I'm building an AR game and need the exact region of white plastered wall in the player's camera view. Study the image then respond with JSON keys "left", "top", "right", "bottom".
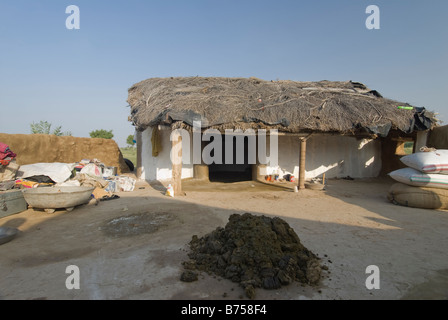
{"left": 140, "top": 127, "right": 194, "bottom": 182}
{"left": 141, "top": 129, "right": 382, "bottom": 182}
{"left": 264, "top": 134, "right": 382, "bottom": 179}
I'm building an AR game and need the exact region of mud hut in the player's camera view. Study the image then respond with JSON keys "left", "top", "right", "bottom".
{"left": 127, "top": 77, "right": 435, "bottom": 194}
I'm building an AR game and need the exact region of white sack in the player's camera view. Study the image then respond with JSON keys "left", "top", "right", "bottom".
{"left": 401, "top": 150, "right": 448, "bottom": 174}
{"left": 389, "top": 167, "right": 448, "bottom": 189}
{"left": 80, "top": 163, "right": 103, "bottom": 178}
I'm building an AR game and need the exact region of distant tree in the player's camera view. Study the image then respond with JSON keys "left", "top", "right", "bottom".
{"left": 30, "top": 120, "right": 72, "bottom": 136}
{"left": 89, "top": 129, "right": 114, "bottom": 139}
{"left": 126, "top": 135, "right": 135, "bottom": 147}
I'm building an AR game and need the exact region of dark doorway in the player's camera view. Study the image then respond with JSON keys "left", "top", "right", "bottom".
{"left": 208, "top": 135, "right": 253, "bottom": 183}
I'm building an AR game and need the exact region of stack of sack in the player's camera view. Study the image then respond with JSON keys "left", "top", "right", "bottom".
{"left": 388, "top": 148, "right": 448, "bottom": 209}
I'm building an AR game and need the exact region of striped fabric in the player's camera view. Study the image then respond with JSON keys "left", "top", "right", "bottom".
{"left": 389, "top": 168, "right": 448, "bottom": 189}
{"left": 422, "top": 164, "right": 448, "bottom": 173}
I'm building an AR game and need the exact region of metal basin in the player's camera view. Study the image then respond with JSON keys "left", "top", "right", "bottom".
{"left": 22, "top": 186, "right": 95, "bottom": 213}
{"left": 0, "top": 227, "right": 18, "bottom": 245}
{"left": 305, "top": 182, "right": 326, "bottom": 191}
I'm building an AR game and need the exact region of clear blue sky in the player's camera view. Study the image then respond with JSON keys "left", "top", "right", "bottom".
{"left": 1, "top": 0, "right": 447, "bottom": 147}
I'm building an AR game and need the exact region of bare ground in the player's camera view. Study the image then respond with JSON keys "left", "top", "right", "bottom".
{"left": 0, "top": 177, "right": 447, "bottom": 300}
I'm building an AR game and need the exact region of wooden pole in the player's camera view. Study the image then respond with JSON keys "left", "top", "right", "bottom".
{"left": 299, "top": 138, "right": 307, "bottom": 190}
{"left": 172, "top": 130, "right": 184, "bottom": 196}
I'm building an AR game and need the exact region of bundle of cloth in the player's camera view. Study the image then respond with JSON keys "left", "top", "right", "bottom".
{"left": 0, "top": 143, "right": 18, "bottom": 186}
{"left": 0, "top": 142, "right": 16, "bottom": 164}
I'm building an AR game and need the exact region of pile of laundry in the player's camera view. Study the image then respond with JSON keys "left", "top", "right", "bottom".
{"left": 0, "top": 143, "right": 16, "bottom": 164}
{"left": 0, "top": 142, "right": 136, "bottom": 202}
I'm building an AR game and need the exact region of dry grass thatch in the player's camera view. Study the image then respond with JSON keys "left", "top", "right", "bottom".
{"left": 127, "top": 77, "right": 435, "bottom": 136}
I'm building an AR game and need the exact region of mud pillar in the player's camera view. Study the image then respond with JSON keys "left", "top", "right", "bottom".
{"left": 253, "top": 164, "right": 267, "bottom": 181}
{"left": 298, "top": 138, "right": 307, "bottom": 190}
{"left": 194, "top": 164, "right": 209, "bottom": 180}
{"left": 194, "top": 134, "right": 209, "bottom": 180}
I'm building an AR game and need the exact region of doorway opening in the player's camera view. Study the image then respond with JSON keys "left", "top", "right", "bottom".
{"left": 208, "top": 135, "right": 254, "bottom": 183}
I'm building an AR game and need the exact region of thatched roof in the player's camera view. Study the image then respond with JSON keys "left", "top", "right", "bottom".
{"left": 127, "top": 77, "right": 435, "bottom": 137}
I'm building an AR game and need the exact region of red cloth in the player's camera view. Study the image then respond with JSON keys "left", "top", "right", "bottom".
{"left": 0, "top": 143, "right": 16, "bottom": 160}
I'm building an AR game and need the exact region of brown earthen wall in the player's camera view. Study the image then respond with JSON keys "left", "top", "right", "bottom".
{"left": 427, "top": 125, "right": 448, "bottom": 149}
{"left": 0, "top": 133, "right": 129, "bottom": 174}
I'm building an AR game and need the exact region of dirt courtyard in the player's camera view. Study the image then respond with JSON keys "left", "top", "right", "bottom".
{"left": 0, "top": 177, "right": 447, "bottom": 300}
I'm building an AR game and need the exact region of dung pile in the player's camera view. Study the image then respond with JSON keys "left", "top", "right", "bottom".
{"left": 181, "top": 213, "right": 322, "bottom": 299}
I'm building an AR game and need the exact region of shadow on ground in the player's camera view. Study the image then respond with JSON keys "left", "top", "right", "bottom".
{"left": 0, "top": 177, "right": 447, "bottom": 300}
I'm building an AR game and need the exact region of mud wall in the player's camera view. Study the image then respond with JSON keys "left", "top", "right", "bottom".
{"left": 0, "top": 133, "right": 129, "bottom": 174}
{"left": 379, "top": 130, "right": 417, "bottom": 176}
{"left": 427, "top": 125, "right": 448, "bottom": 149}
{"left": 380, "top": 137, "right": 407, "bottom": 176}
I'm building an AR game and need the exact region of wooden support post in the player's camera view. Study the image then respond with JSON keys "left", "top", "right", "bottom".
{"left": 172, "top": 130, "right": 184, "bottom": 196}
{"left": 298, "top": 138, "right": 307, "bottom": 190}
